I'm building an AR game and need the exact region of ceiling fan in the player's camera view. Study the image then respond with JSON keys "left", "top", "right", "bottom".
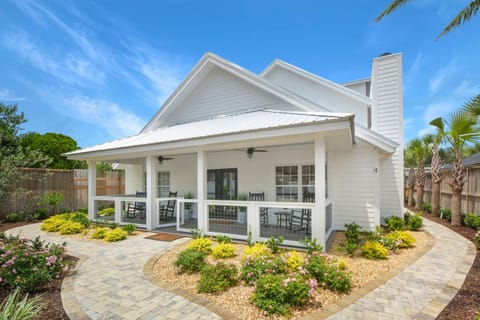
{"left": 244, "top": 147, "right": 267, "bottom": 158}
{"left": 158, "top": 156, "right": 174, "bottom": 164}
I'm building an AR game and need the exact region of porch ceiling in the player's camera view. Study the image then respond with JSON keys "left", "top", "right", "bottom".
{"left": 66, "top": 109, "right": 354, "bottom": 161}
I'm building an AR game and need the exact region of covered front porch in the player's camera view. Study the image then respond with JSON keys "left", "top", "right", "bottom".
{"left": 86, "top": 137, "right": 343, "bottom": 247}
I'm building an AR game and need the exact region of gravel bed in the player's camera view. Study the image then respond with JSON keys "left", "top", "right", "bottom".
{"left": 152, "top": 230, "right": 429, "bottom": 320}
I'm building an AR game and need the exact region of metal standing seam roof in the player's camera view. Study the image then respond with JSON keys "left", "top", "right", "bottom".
{"left": 67, "top": 109, "right": 353, "bottom": 156}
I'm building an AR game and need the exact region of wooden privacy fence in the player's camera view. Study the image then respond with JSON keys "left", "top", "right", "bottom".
{"left": 1, "top": 168, "right": 125, "bottom": 216}
{"left": 406, "top": 166, "right": 480, "bottom": 214}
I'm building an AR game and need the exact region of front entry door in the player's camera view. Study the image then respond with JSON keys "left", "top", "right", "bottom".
{"left": 207, "top": 168, "right": 238, "bottom": 220}
{"left": 207, "top": 168, "right": 238, "bottom": 200}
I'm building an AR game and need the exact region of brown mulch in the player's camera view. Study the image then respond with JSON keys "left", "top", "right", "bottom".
{"left": 145, "top": 232, "right": 185, "bottom": 242}
{"left": 409, "top": 207, "right": 480, "bottom": 320}
{"left": 0, "top": 221, "right": 77, "bottom": 320}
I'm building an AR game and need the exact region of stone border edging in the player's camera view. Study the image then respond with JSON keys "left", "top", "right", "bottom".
{"left": 61, "top": 254, "right": 91, "bottom": 320}
{"left": 143, "top": 250, "right": 238, "bottom": 320}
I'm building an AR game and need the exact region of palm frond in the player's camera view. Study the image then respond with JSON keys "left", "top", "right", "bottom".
{"left": 437, "top": 0, "right": 480, "bottom": 39}
{"left": 376, "top": 0, "right": 413, "bottom": 22}
{"left": 462, "top": 94, "right": 480, "bottom": 116}
{"left": 429, "top": 117, "right": 445, "bottom": 132}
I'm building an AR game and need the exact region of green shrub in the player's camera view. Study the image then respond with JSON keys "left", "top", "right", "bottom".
{"left": 174, "top": 249, "right": 207, "bottom": 274}
{"left": 70, "top": 212, "right": 90, "bottom": 227}
{"left": 440, "top": 208, "right": 452, "bottom": 221}
{"left": 464, "top": 213, "right": 480, "bottom": 229}
{"left": 97, "top": 207, "right": 115, "bottom": 217}
{"left": 0, "top": 289, "right": 44, "bottom": 320}
{"left": 408, "top": 215, "right": 423, "bottom": 231}
{"left": 422, "top": 202, "right": 432, "bottom": 213}
{"left": 0, "top": 234, "right": 70, "bottom": 291}
{"left": 34, "top": 208, "right": 49, "bottom": 220}
{"left": 303, "top": 253, "right": 351, "bottom": 293}
{"left": 212, "top": 243, "right": 236, "bottom": 259}
{"left": 5, "top": 212, "right": 23, "bottom": 222}
{"left": 198, "top": 262, "right": 238, "bottom": 294}
{"left": 240, "top": 255, "right": 283, "bottom": 285}
{"left": 384, "top": 216, "right": 404, "bottom": 231}
{"left": 59, "top": 221, "right": 83, "bottom": 235}
{"left": 265, "top": 236, "right": 284, "bottom": 254}
{"left": 300, "top": 237, "right": 323, "bottom": 254}
{"left": 250, "top": 274, "right": 289, "bottom": 315}
{"left": 474, "top": 231, "right": 480, "bottom": 248}
{"left": 361, "top": 241, "right": 388, "bottom": 259}
{"left": 215, "top": 235, "right": 231, "bottom": 244}
{"left": 188, "top": 238, "right": 212, "bottom": 253}
{"left": 283, "top": 272, "right": 314, "bottom": 306}
{"left": 91, "top": 227, "right": 107, "bottom": 239}
{"left": 104, "top": 228, "right": 128, "bottom": 242}
{"left": 121, "top": 224, "right": 136, "bottom": 234}
{"left": 344, "top": 222, "right": 362, "bottom": 244}
{"left": 190, "top": 229, "right": 204, "bottom": 239}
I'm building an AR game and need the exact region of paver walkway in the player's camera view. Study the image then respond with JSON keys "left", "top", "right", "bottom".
{"left": 6, "top": 216, "right": 476, "bottom": 320}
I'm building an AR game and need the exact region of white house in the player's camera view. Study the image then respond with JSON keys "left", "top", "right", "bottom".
{"left": 67, "top": 52, "right": 404, "bottom": 248}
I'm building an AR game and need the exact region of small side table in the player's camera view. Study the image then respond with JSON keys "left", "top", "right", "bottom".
{"left": 274, "top": 210, "right": 292, "bottom": 229}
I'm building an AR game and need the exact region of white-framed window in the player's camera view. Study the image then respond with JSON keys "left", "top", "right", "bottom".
{"left": 157, "top": 171, "right": 170, "bottom": 198}
{"left": 275, "top": 164, "right": 315, "bottom": 202}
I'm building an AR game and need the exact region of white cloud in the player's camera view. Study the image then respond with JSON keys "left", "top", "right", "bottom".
{"left": 140, "top": 63, "right": 182, "bottom": 105}
{"left": 0, "top": 89, "right": 26, "bottom": 101}
{"left": 62, "top": 95, "right": 145, "bottom": 139}
{"left": 3, "top": 31, "right": 104, "bottom": 85}
{"left": 418, "top": 126, "right": 435, "bottom": 137}
{"left": 423, "top": 101, "right": 457, "bottom": 123}
{"left": 454, "top": 81, "right": 480, "bottom": 98}
{"left": 428, "top": 60, "right": 458, "bottom": 95}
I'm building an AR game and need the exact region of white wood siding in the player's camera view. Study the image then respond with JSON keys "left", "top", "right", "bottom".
{"left": 124, "top": 164, "right": 144, "bottom": 194}
{"left": 263, "top": 68, "right": 370, "bottom": 127}
{"left": 371, "top": 54, "right": 404, "bottom": 218}
{"left": 160, "top": 68, "right": 296, "bottom": 126}
{"left": 330, "top": 139, "right": 378, "bottom": 230}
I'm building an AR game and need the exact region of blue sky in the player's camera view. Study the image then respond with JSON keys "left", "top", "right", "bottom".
{"left": 1, "top": 0, "right": 479, "bottom": 148}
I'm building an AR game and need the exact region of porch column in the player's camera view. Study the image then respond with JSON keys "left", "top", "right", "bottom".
{"left": 145, "top": 155, "right": 157, "bottom": 230}
{"left": 87, "top": 160, "right": 96, "bottom": 220}
{"left": 197, "top": 150, "right": 206, "bottom": 232}
{"left": 313, "top": 137, "right": 326, "bottom": 249}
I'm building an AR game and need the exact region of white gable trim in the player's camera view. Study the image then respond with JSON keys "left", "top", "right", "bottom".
{"left": 356, "top": 125, "right": 398, "bottom": 154}
{"left": 142, "top": 53, "right": 332, "bottom": 132}
{"left": 261, "top": 59, "right": 372, "bottom": 105}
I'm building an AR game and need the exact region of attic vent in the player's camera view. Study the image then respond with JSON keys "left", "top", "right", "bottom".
{"left": 379, "top": 52, "right": 392, "bottom": 57}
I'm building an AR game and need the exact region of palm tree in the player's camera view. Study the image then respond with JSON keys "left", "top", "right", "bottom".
{"left": 430, "top": 109, "right": 480, "bottom": 226}
{"left": 410, "top": 135, "right": 433, "bottom": 210}
{"left": 404, "top": 147, "right": 416, "bottom": 207}
{"left": 376, "top": 0, "right": 480, "bottom": 39}
{"left": 430, "top": 130, "right": 444, "bottom": 215}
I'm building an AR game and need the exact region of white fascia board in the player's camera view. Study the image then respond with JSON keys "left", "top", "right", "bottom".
{"left": 261, "top": 59, "right": 372, "bottom": 105}
{"left": 342, "top": 78, "right": 371, "bottom": 86}
{"left": 356, "top": 125, "right": 398, "bottom": 154}
{"left": 67, "top": 119, "right": 352, "bottom": 161}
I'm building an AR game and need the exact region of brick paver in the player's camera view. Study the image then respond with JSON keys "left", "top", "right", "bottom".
{"left": 6, "top": 215, "right": 475, "bottom": 320}
{"left": 6, "top": 225, "right": 221, "bottom": 320}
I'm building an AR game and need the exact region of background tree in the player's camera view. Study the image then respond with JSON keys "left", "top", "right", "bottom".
{"left": 0, "top": 103, "right": 50, "bottom": 201}
{"left": 430, "top": 108, "right": 480, "bottom": 226}
{"left": 404, "top": 146, "right": 416, "bottom": 207}
{"left": 411, "top": 135, "right": 433, "bottom": 210}
{"left": 21, "top": 132, "right": 85, "bottom": 169}
{"left": 430, "top": 129, "right": 444, "bottom": 215}
{"left": 376, "top": 0, "right": 480, "bottom": 39}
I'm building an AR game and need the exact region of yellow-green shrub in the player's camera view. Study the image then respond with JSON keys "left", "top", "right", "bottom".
{"left": 385, "top": 231, "right": 416, "bottom": 248}
{"left": 188, "top": 238, "right": 212, "bottom": 253}
{"left": 104, "top": 228, "right": 128, "bottom": 242}
{"left": 91, "top": 227, "right": 107, "bottom": 239}
{"left": 212, "top": 243, "right": 236, "bottom": 259}
{"left": 59, "top": 221, "right": 83, "bottom": 235}
{"left": 243, "top": 243, "right": 271, "bottom": 260}
{"left": 41, "top": 217, "right": 66, "bottom": 232}
{"left": 361, "top": 241, "right": 388, "bottom": 259}
{"left": 338, "top": 259, "right": 349, "bottom": 270}
{"left": 284, "top": 250, "right": 302, "bottom": 271}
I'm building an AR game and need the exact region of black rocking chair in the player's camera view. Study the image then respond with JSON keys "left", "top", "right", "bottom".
{"left": 249, "top": 192, "right": 268, "bottom": 226}
{"left": 126, "top": 191, "right": 146, "bottom": 218}
{"left": 289, "top": 192, "right": 314, "bottom": 233}
{"left": 159, "top": 191, "right": 178, "bottom": 222}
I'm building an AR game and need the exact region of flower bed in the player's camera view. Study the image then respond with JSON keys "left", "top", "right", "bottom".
{"left": 152, "top": 230, "right": 429, "bottom": 319}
